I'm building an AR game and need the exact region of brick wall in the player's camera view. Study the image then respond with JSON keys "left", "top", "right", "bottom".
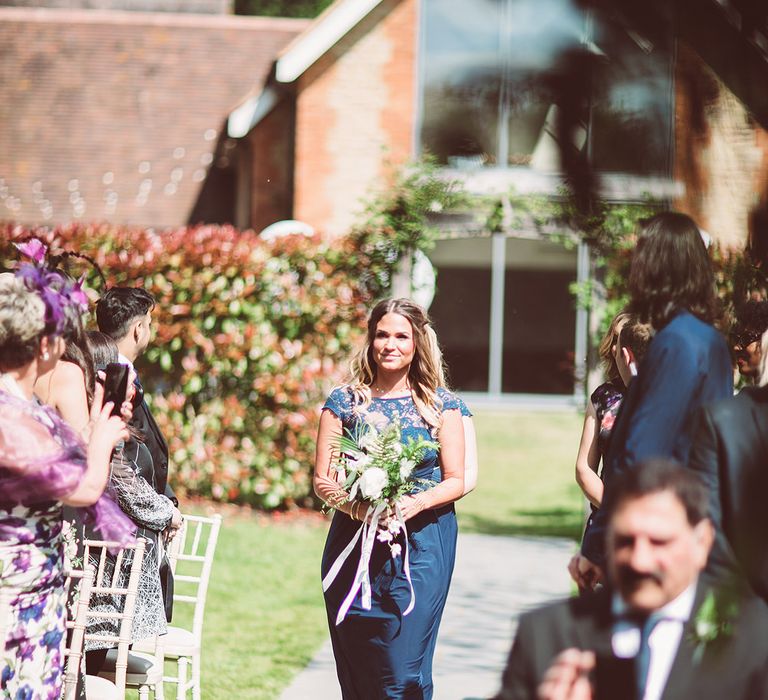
{"left": 247, "top": 96, "right": 295, "bottom": 232}
{"left": 292, "top": 0, "right": 417, "bottom": 236}
{"left": 674, "top": 43, "right": 768, "bottom": 248}
{"left": 0, "top": 0, "right": 232, "bottom": 13}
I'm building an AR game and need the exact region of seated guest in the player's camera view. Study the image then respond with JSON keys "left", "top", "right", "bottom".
{"left": 494, "top": 460, "right": 768, "bottom": 700}
{"left": 688, "top": 329, "right": 768, "bottom": 601}
{"left": 730, "top": 300, "right": 768, "bottom": 385}
{"left": 83, "top": 331, "right": 182, "bottom": 675}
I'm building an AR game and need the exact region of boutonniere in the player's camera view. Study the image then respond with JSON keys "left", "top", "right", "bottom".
{"left": 689, "top": 588, "right": 739, "bottom": 664}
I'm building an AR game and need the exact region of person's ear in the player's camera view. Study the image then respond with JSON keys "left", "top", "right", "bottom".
{"left": 38, "top": 336, "right": 51, "bottom": 362}
{"left": 692, "top": 519, "right": 714, "bottom": 568}
{"left": 622, "top": 347, "right": 638, "bottom": 376}
{"left": 132, "top": 318, "right": 142, "bottom": 344}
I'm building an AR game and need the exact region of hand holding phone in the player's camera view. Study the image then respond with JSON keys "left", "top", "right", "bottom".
{"left": 102, "top": 363, "right": 130, "bottom": 417}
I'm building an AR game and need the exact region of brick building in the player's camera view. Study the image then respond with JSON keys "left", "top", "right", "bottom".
{"left": 2, "top": 0, "right": 768, "bottom": 398}
{"left": 228, "top": 0, "right": 768, "bottom": 397}
{"left": 0, "top": 3, "right": 306, "bottom": 228}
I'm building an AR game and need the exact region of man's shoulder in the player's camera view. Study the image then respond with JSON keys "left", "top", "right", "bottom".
{"left": 518, "top": 589, "right": 611, "bottom": 632}
{"left": 703, "top": 386, "right": 768, "bottom": 422}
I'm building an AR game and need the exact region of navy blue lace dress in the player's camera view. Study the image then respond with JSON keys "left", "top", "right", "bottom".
{"left": 320, "top": 386, "right": 466, "bottom": 699}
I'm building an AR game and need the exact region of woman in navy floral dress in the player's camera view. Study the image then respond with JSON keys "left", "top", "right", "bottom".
{"left": 0, "top": 273, "right": 133, "bottom": 699}
{"left": 314, "top": 298, "right": 466, "bottom": 699}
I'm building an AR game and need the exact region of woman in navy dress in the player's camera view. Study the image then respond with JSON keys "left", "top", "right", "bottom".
{"left": 314, "top": 298, "right": 466, "bottom": 699}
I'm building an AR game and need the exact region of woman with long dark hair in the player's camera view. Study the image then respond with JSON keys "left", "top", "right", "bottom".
{"left": 573, "top": 212, "right": 733, "bottom": 589}
{"left": 314, "top": 298, "right": 466, "bottom": 699}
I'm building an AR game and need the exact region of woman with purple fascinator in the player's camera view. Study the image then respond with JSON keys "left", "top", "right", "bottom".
{"left": 0, "top": 268, "right": 134, "bottom": 699}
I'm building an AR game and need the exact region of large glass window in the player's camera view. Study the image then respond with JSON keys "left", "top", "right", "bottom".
{"left": 420, "top": 0, "right": 673, "bottom": 175}
{"left": 429, "top": 238, "right": 493, "bottom": 391}
{"left": 501, "top": 238, "right": 577, "bottom": 394}
{"left": 429, "top": 235, "right": 578, "bottom": 395}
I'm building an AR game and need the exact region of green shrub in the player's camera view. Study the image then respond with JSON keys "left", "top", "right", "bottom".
{"left": 1, "top": 223, "right": 369, "bottom": 508}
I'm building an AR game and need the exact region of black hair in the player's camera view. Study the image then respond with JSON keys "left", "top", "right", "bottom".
{"left": 628, "top": 212, "right": 719, "bottom": 330}
{"left": 733, "top": 300, "right": 768, "bottom": 337}
{"left": 605, "top": 459, "right": 709, "bottom": 527}
{"left": 96, "top": 287, "right": 155, "bottom": 341}
{"left": 62, "top": 320, "right": 96, "bottom": 409}
{"left": 85, "top": 330, "right": 119, "bottom": 372}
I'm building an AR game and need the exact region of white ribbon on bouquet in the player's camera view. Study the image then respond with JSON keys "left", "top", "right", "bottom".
{"left": 322, "top": 502, "right": 416, "bottom": 626}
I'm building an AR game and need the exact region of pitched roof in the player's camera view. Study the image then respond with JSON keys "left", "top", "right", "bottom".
{"left": 274, "top": 0, "right": 384, "bottom": 83}
{"left": 0, "top": 7, "right": 308, "bottom": 227}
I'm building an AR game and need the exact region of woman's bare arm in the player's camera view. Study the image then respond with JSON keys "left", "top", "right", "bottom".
{"left": 574, "top": 401, "right": 603, "bottom": 508}
{"left": 313, "top": 409, "right": 364, "bottom": 520}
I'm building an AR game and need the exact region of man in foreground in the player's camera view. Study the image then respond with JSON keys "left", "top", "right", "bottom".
{"left": 494, "top": 461, "right": 768, "bottom": 700}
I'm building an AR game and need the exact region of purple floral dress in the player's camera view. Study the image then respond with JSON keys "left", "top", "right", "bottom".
{"left": 0, "top": 388, "right": 134, "bottom": 700}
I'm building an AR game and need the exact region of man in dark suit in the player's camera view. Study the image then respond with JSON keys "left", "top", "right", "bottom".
{"left": 688, "top": 372, "right": 768, "bottom": 602}
{"left": 494, "top": 461, "right": 768, "bottom": 700}
{"left": 572, "top": 213, "right": 733, "bottom": 589}
{"left": 96, "top": 286, "right": 176, "bottom": 504}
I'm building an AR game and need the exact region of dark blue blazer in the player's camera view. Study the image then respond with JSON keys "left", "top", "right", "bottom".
{"left": 582, "top": 311, "right": 733, "bottom": 565}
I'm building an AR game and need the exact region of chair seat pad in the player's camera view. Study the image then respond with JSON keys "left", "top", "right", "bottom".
{"left": 84, "top": 674, "right": 121, "bottom": 700}
{"left": 135, "top": 626, "right": 198, "bottom": 656}
{"left": 98, "top": 648, "right": 163, "bottom": 684}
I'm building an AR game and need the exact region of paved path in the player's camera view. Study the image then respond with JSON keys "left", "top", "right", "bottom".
{"left": 281, "top": 533, "right": 575, "bottom": 700}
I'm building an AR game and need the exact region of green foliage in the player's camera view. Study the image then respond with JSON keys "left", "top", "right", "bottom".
{"left": 1, "top": 223, "right": 373, "bottom": 509}
{"left": 346, "top": 158, "right": 466, "bottom": 298}
{"left": 233, "top": 0, "right": 334, "bottom": 18}
{"left": 335, "top": 416, "right": 439, "bottom": 505}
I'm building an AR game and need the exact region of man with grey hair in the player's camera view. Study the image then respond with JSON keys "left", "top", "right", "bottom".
{"left": 494, "top": 460, "right": 768, "bottom": 700}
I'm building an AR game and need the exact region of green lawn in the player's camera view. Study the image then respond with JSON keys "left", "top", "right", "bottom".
{"left": 457, "top": 409, "right": 585, "bottom": 539}
{"left": 164, "top": 408, "right": 583, "bottom": 699}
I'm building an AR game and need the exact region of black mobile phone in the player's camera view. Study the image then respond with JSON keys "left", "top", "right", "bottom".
{"left": 103, "top": 362, "right": 130, "bottom": 417}
{"left": 593, "top": 652, "right": 637, "bottom": 700}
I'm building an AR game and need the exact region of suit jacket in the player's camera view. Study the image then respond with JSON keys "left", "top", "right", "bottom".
{"left": 132, "top": 378, "right": 176, "bottom": 504}
{"left": 688, "top": 386, "right": 768, "bottom": 602}
{"left": 494, "top": 582, "right": 768, "bottom": 700}
{"left": 582, "top": 312, "right": 732, "bottom": 565}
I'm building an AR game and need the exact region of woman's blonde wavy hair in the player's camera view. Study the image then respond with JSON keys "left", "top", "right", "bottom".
{"left": 348, "top": 298, "right": 447, "bottom": 429}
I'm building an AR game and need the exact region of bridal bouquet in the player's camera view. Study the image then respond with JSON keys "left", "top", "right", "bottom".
{"left": 334, "top": 411, "right": 438, "bottom": 554}
{"left": 323, "top": 411, "right": 439, "bottom": 625}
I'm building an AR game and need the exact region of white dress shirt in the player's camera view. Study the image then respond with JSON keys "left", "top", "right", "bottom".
{"left": 117, "top": 352, "right": 134, "bottom": 371}
{"left": 612, "top": 581, "right": 698, "bottom": 700}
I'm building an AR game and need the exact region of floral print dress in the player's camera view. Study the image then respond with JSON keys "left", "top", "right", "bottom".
{"left": 0, "top": 388, "right": 133, "bottom": 700}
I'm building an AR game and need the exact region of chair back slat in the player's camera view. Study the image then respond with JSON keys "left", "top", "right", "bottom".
{"left": 170, "top": 514, "right": 222, "bottom": 644}
{"left": 82, "top": 537, "right": 147, "bottom": 695}
{"left": 62, "top": 565, "right": 95, "bottom": 700}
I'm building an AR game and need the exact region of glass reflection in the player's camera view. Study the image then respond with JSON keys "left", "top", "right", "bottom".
{"left": 420, "top": 0, "right": 672, "bottom": 175}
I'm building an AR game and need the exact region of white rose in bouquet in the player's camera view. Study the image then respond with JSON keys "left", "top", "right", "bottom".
{"left": 358, "top": 467, "right": 388, "bottom": 500}
{"left": 399, "top": 459, "right": 415, "bottom": 480}
{"left": 347, "top": 452, "right": 372, "bottom": 473}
